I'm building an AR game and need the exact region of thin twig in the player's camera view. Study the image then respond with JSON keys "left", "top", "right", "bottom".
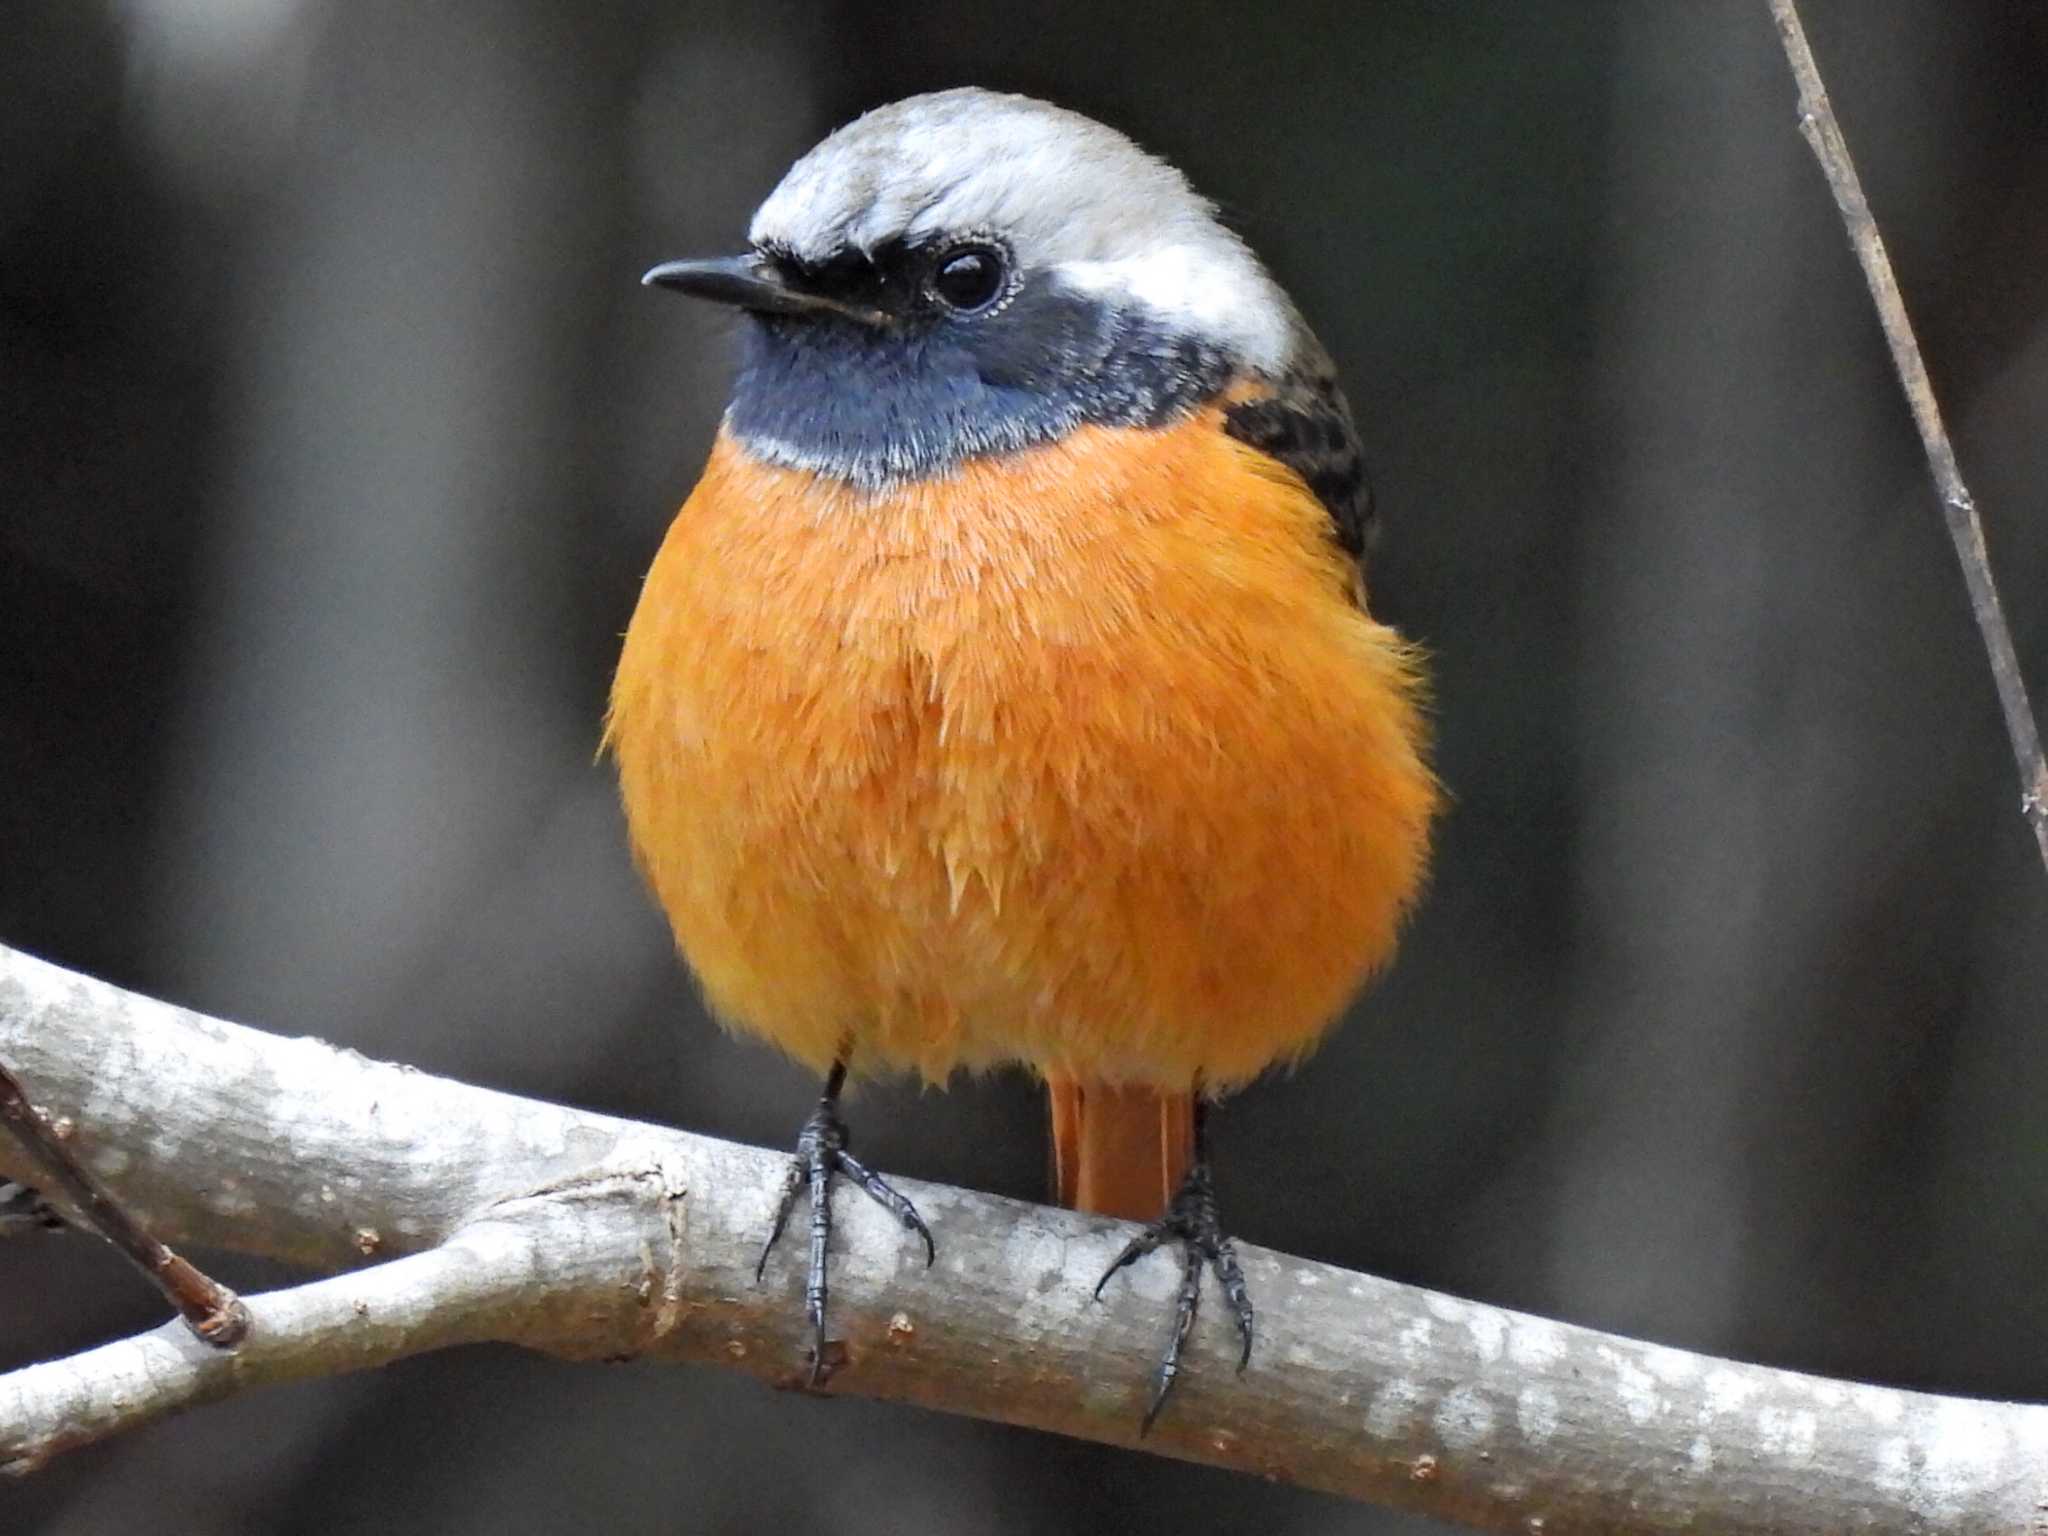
{"left": 4, "top": 941, "right": 2048, "bottom": 1529}
{"left": 1768, "top": 0, "right": 2048, "bottom": 873}
{"left": 0, "top": 1057, "right": 249, "bottom": 1347}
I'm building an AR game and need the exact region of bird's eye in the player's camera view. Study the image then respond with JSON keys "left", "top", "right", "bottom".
{"left": 930, "top": 245, "right": 1007, "bottom": 313}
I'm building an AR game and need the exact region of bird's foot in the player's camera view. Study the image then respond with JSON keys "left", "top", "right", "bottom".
{"left": 755, "top": 1066, "right": 934, "bottom": 1387}
{"left": 1094, "top": 1156, "right": 1254, "bottom": 1433}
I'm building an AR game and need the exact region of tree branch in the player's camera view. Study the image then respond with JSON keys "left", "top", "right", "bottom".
{"left": 1, "top": 1056, "right": 248, "bottom": 1346}
{"left": 2, "top": 944, "right": 2046, "bottom": 1529}
{"left": 1768, "top": 0, "right": 2048, "bottom": 875}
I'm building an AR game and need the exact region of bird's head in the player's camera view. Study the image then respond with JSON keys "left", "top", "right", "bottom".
{"left": 644, "top": 88, "right": 1308, "bottom": 489}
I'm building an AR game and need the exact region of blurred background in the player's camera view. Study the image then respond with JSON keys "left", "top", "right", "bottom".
{"left": 4, "top": 1, "right": 2046, "bottom": 1531}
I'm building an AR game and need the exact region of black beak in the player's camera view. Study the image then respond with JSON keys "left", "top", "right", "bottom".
{"left": 640, "top": 255, "right": 887, "bottom": 326}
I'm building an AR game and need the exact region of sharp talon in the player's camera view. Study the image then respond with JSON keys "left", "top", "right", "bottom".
{"left": 1140, "top": 1384, "right": 1169, "bottom": 1436}
{"left": 1094, "top": 1232, "right": 1152, "bottom": 1300}
{"left": 1090, "top": 1147, "right": 1253, "bottom": 1430}
{"left": 1211, "top": 1236, "right": 1255, "bottom": 1373}
{"left": 756, "top": 1155, "right": 805, "bottom": 1283}
{"left": 753, "top": 1064, "right": 933, "bottom": 1385}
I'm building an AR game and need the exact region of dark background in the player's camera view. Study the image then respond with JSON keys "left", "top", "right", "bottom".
{"left": 5, "top": 2, "right": 2048, "bottom": 1531}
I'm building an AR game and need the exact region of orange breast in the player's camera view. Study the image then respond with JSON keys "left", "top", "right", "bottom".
{"left": 605, "top": 405, "right": 1436, "bottom": 1090}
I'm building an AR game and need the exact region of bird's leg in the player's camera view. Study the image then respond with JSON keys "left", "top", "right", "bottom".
{"left": 755, "top": 1058, "right": 934, "bottom": 1386}
{"left": 1093, "top": 1096, "right": 1253, "bottom": 1432}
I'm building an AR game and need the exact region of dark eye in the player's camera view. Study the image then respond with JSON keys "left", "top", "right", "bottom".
{"left": 930, "top": 245, "right": 1007, "bottom": 313}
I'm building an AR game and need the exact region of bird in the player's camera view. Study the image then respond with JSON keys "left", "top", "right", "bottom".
{"left": 608, "top": 87, "right": 1437, "bottom": 1426}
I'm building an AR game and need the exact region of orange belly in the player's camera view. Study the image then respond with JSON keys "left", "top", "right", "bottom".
{"left": 605, "top": 406, "right": 1436, "bottom": 1091}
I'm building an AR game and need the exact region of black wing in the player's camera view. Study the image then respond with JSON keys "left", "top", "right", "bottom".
{"left": 1221, "top": 330, "right": 1374, "bottom": 567}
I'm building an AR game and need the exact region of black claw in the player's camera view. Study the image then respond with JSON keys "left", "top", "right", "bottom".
{"left": 1092, "top": 1103, "right": 1255, "bottom": 1432}
{"left": 1093, "top": 1228, "right": 1163, "bottom": 1300}
{"left": 837, "top": 1147, "right": 935, "bottom": 1265}
{"left": 1214, "top": 1235, "right": 1255, "bottom": 1372}
{"left": 756, "top": 1156, "right": 805, "bottom": 1283}
{"left": 754, "top": 1062, "right": 934, "bottom": 1386}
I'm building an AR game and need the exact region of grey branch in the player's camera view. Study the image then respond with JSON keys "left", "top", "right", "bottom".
{"left": 3, "top": 946, "right": 2047, "bottom": 1530}
{"left": 1768, "top": 0, "right": 2048, "bottom": 875}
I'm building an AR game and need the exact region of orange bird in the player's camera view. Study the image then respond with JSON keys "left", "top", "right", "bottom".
{"left": 608, "top": 89, "right": 1437, "bottom": 1424}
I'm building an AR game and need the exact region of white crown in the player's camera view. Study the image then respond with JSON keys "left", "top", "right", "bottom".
{"left": 749, "top": 89, "right": 1298, "bottom": 376}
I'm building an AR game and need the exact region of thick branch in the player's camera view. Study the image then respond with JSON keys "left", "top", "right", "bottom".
{"left": 2, "top": 944, "right": 2045, "bottom": 1530}
{"left": 1769, "top": 0, "right": 2048, "bottom": 874}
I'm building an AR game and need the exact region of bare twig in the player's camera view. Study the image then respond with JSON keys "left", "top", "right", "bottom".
{"left": 3, "top": 944, "right": 2047, "bottom": 1529}
{"left": 0, "top": 1058, "right": 247, "bottom": 1346}
{"left": 1768, "top": 0, "right": 2048, "bottom": 873}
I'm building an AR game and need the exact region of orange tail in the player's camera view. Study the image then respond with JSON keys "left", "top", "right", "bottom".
{"left": 1046, "top": 1076, "right": 1195, "bottom": 1221}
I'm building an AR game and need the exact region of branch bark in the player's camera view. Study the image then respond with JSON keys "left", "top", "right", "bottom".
{"left": 2, "top": 944, "right": 2046, "bottom": 1530}
{"left": 1, "top": 1056, "right": 248, "bottom": 1346}
{"left": 1768, "top": 0, "right": 2048, "bottom": 876}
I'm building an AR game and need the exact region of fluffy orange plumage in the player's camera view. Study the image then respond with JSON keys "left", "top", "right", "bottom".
{"left": 606, "top": 400, "right": 1436, "bottom": 1095}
